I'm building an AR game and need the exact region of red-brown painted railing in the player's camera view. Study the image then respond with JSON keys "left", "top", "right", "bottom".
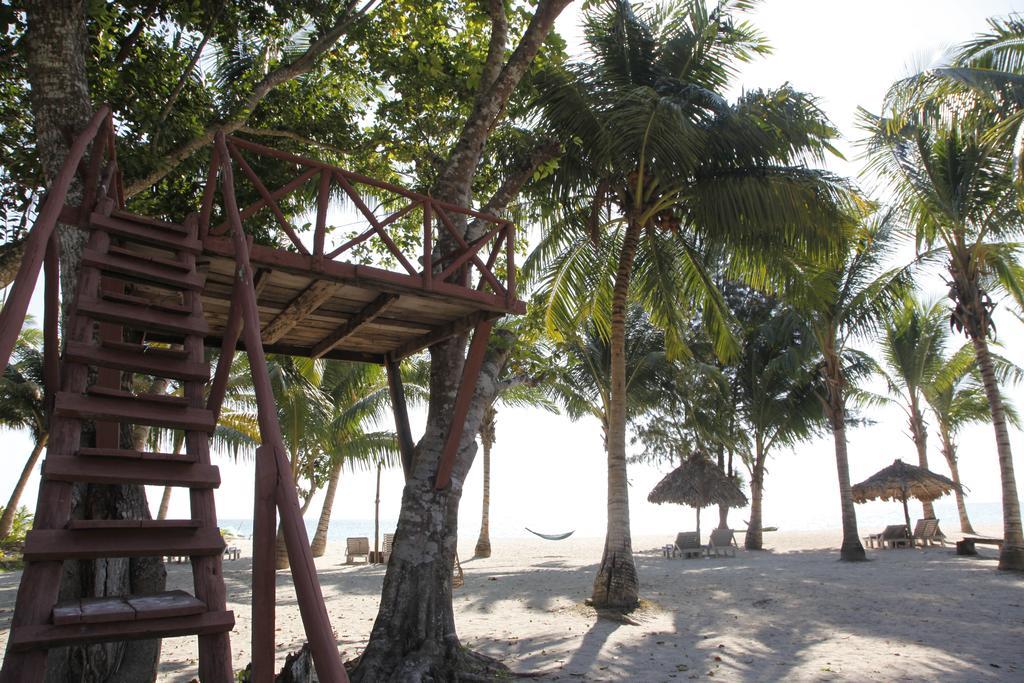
{"left": 0, "top": 106, "right": 116, "bottom": 388}
{"left": 214, "top": 132, "right": 349, "bottom": 683}
{"left": 198, "top": 135, "right": 517, "bottom": 306}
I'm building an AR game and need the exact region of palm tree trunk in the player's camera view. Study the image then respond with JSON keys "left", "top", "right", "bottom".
{"left": 909, "top": 395, "right": 935, "bottom": 519}
{"left": 716, "top": 445, "right": 729, "bottom": 530}
{"left": 970, "top": 334, "right": 1024, "bottom": 570}
{"left": 591, "top": 217, "right": 642, "bottom": 609}
{"left": 0, "top": 435, "right": 48, "bottom": 538}
{"left": 939, "top": 426, "right": 974, "bottom": 534}
{"left": 156, "top": 486, "right": 172, "bottom": 521}
{"left": 373, "top": 460, "right": 381, "bottom": 561}
{"left": 474, "top": 405, "right": 496, "bottom": 558}
{"left": 310, "top": 458, "right": 343, "bottom": 558}
{"left": 745, "top": 435, "right": 766, "bottom": 551}
{"left": 828, "top": 394, "right": 866, "bottom": 561}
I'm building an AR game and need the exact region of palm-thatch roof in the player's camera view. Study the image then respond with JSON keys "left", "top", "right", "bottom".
{"left": 851, "top": 459, "right": 960, "bottom": 504}
{"left": 648, "top": 455, "right": 747, "bottom": 510}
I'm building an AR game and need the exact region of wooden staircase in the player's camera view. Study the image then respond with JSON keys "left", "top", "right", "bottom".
{"left": 0, "top": 203, "right": 234, "bottom": 681}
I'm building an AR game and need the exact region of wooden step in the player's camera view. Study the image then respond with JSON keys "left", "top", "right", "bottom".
{"left": 22, "top": 526, "right": 225, "bottom": 561}
{"left": 110, "top": 210, "right": 189, "bottom": 235}
{"left": 76, "top": 447, "right": 197, "bottom": 463}
{"left": 108, "top": 245, "right": 191, "bottom": 272}
{"left": 54, "top": 392, "right": 215, "bottom": 432}
{"left": 101, "top": 290, "right": 190, "bottom": 314}
{"left": 81, "top": 248, "right": 203, "bottom": 291}
{"left": 75, "top": 295, "right": 209, "bottom": 337}
{"left": 43, "top": 456, "right": 219, "bottom": 488}
{"left": 8, "top": 609, "right": 234, "bottom": 651}
{"left": 66, "top": 519, "right": 201, "bottom": 530}
{"left": 64, "top": 340, "right": 211, "bottom": 382}
{"left": 87, "top": 385, "right": 191, "bottom": 407}
{"left": 90, "top": 213, "right": 201, "bottom": 254}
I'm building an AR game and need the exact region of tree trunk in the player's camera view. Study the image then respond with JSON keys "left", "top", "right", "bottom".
{"left": 716, "top": 445, "right": 729, "bottom": 529}
{"left": 0, "top": 237, "right": 27, "bottom": 290}
{"left": 908, "top": 395, "right": 936, "bottom": 519}
{"left": 745, "top": 436, "right": 766, "bottom": 551}
{"left": 822, "top": 344, "right": 865, "bottom": 560}
{"left": 474, "top": 404, "right": 496, "bottom": 558}
{"left": 156, "top": 486, "right": 172, "bottom": 521}
{"left": 939, "top": 426, "right": 975, "bottom": 534}
{"left": 970, "top": 334, "right": 1024, "bottom": 570}
{"left": 0, "top": 436, "right": 48, "bottom": 538}
{"left": 310, "top": 458, "right": 342, "bottom": 558}
{"left": 374, "top": 460, "right": 381, "bottom": 561}
{"left": 591, "top": 217, "right": 642, "bottom": 609}
{"left": 352, "top": 3, "right": 571, "bottom": 676}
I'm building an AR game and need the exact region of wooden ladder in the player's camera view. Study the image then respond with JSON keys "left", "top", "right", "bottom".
{"left": 0, "top": 202, "right": 234, "bottom": 681}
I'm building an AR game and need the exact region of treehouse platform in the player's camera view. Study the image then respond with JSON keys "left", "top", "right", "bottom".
{"left": 0, "top": 107, "right": 523, "bottom": 682}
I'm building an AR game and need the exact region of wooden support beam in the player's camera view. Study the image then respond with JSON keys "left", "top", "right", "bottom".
{"left": 260, "top": 280, "right": 338, "bottom": 344}
{"left": 385, "top": 355, "right": 415, "bottom": 480}
{"left": 391, "top": 310, "right": 496, "bottom": 360}
{"left": 207, "top": 269, "right": 270, "bottom": 421}
{"left": 250, "top": 445, "right": 277, "bottom": 683}
{"left": 311, "top": 293, "right": 399, "bottom": 359}
{"left": 435, "top": 319, "right": 493, "bottom": 490}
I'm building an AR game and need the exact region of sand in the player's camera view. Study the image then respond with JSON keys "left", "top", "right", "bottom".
{"left": 0, "top": 526, "right": 1021, "bottom": 681}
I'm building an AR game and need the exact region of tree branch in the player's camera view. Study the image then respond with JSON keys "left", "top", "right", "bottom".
{"left": 235, "top": 126, "right": 348, "bottom": 158}
{"left": 466, "top": 137, "right": 560, "bottom": 239}
{"left": 112, "top": 1, "right": 158, "bottom": 69}
{"left": 476, "top": 0, "right": 509, "bottom": 101}
{"left": 153, "top": 7, "right": 221, "bottom": 133}
{"left": 125, "top": 0, "right": 378, "bottom": 198}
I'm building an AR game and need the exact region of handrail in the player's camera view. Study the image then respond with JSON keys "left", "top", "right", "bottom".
{"left": 0, "top": 105, "right": 113, "bottom": 373}
{"left": 201, "top": 134, "right": 517, "bottom": 306}
{"left": 213, "top": 132, "right": 349, "bottom": 683}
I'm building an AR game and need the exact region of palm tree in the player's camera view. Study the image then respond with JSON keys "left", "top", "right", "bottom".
{"left": 529, "top": 0, "right": 850, "bottom": 608}
{"left": 923, "top": 344, "right": 1022, "bottom": 534}
{"left": 862, "top": 105, "right": 1024, "bottom": 570}
{"left": 876, "top": 296, "right": 950, "bottom": 520}
{"left": 793, "top": 211, "right": 911, "bottom": 561}
{"left": 732, "top": 299, "right": 823, "bottom": 550}
{"left": 0, "top": 325, "right": 47, "bottom": 539}
{"left": 309, "top": 360, "right": 400, "bottom": 558}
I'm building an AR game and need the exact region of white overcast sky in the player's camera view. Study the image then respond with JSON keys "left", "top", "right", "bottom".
{"left": 3, "top": 1, "right": 1024, "bottom": 543}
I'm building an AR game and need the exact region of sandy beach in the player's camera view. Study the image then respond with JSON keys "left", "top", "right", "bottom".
{"left": 0, "top": 527, "right": 1020, "bottom": 681}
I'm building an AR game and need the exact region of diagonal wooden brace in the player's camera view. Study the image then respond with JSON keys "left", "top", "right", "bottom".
{"left": 435, "top": 319, "right": 494, "bottom": 490}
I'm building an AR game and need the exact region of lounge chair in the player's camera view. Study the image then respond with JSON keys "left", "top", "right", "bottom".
{"left": 224, "top": 546, "right": 241, "bottom": 561}
{"left": 382, "top": 533, "right": 395, "bottom": 564}
{"left": 705, "top": 528, "right": 738, "bottom": 558}
{"left": 911, "top": 518, "right": 947, "bottom": 547}
{"left": 878, "top": 524, "right": 911, "bottom": 549}
{"left": 674, "top": 532, "right": 702, "bottom": 559}
{"left": 345, "top": 536, "right": 370, "bottom": 564}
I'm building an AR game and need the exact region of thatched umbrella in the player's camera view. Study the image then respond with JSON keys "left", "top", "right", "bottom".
{"left": 852, "top": 459, "right": 961, "bottom": 532}
{"left": 648, "top": 454, "right": 747, "bottom": 540}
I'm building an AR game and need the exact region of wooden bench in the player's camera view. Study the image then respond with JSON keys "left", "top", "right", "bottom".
{"left": 956, "top": 537, "right": 1003, "bottom": 556}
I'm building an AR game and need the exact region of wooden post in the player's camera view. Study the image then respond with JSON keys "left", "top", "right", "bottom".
{"left": 435, "top": 319, "right": 493, "bottom": 490}
{"left": 385, "top": 354, "right": 415, "bottom": 480}
{"left": 251, "top": 445, "right": 277, "bottom": 683}
{"left": 314, "top": 170, "right": 329, "bottom": 268}
{"left": 217, "top": 132, "right": 348, "bottom": 682}
{"left": 505, "top": 221, "right": 516, "bottom": 305}
{"left": 422, "top": 201, "right": 432, "bottom": 289}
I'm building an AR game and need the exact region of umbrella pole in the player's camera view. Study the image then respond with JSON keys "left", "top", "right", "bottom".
{"left": 696, "top": 507, "right": 701, "bottom": 543}
{"left": 901, "top": 495, "right": 912, "bottom": 539}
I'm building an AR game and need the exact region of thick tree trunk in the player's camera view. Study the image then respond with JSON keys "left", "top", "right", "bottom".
{"left": 0, "top": 436, "right": 48, "bottom": 538}
{"left": 908, "top": 395, "right": 936, "bottom": 519}
{"left": 353, "top": 3, "right": 571, "bottom": 676}
{"left": 591, "top": 218, "right": 642, "bottom": 609}
{"left": 0, "top": 237, "right": 27, "bottom": 290}
{"left": 939, "top": 427, "right": 975, "bottom": 534}
{"left": 475, "top": 404, "right": 496, "bottom": 558}
{"left": 745, "top": 437, "right": 766, "bottom": 551}
{"left": 970, "top": 334, "right": 1024, "bottom": 570}
{"left": 156, "top": 486, "right": 172, "bottom": 521}
{"left": 310, "top": 458, "right": 343, "bottom": 558}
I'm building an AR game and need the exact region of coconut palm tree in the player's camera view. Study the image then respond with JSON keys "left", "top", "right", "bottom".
{"left": 529, "top": 0, "right": 850, "bottom": 607}
{"left": 309, "top": 360, "right": 400, "bottom": 558}
{"left": 876, "top": 296, "right": 950, "bottom": 520}
{"left": 0, "top": 325, "right": 46, "bottom": 539}
{"left": 861, "top": 105, "right": 1024, "bottom": 570}
{"left": 733, "top": 299, "right": 824, "bottom": 550}
{"left": 792, "top": 210, "right": 911, "bottom": 561}
{"left": 922, "top": 344, "right": 1022, "bottom": 534}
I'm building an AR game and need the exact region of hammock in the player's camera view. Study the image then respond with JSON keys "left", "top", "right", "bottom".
{"left": 525, "top": 527, "right": 575, "bottom": 541}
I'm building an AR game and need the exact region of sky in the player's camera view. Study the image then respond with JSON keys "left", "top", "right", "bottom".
{"left": 3, "top": 0, "right": 1024, "bottom": 544}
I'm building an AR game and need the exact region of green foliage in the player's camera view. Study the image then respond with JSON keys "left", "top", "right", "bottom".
{"left": 0, "top": 505, "right": 33, "bottom": 568}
